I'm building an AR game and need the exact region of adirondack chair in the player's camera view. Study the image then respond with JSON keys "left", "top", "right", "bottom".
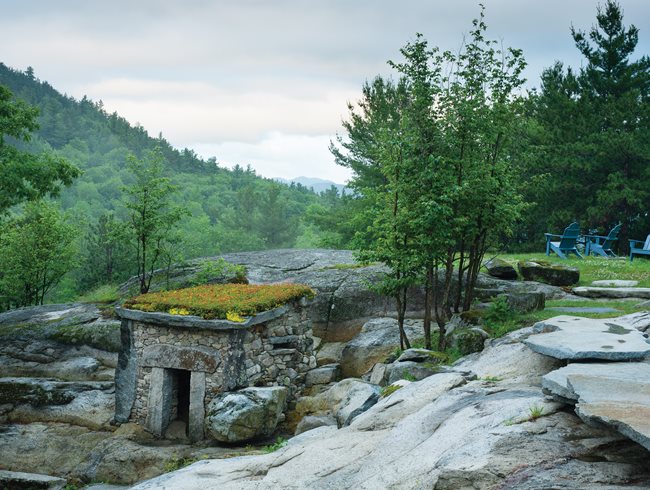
{"left": 629, "top": 235, "right": 650, "bottom": 262}
{"left": 585, "top": 223, "right": 622, "bottom": 258}
{"left": 545, "top": 222, "right": 583, "bottom": 259}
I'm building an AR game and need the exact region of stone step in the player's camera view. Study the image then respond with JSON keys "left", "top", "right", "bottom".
{"left": 524, "top": 315, "right": 650, "bottom": 361}
{"left": 573, "top": 286, "right": 650, "bottom": 299}
{"left": 543, "top": 363, "right": 650, "bottom": 452}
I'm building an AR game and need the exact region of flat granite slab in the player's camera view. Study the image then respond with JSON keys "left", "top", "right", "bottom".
{"left": 546, "top": 306, "right": 621, "bottom": 314}
{"left": 573, "top": 286, "right": 650, "bottom": 299}
{"left": 591, "top": 280, "right": 639, "bottom": 287}
{"left": 525, "top": 315, "right": 650, "bottom": 360}
{"left": 542, "top": 363, "right": 650, "bottom": 451}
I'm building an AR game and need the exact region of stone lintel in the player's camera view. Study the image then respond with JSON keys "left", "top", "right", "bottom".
{"left": 142, "top": 344, "right": 221, "bottom": 373}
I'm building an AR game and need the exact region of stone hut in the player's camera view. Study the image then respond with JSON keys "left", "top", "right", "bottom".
{"left": 113, "top": 298, "right": 315, "bottom": 442}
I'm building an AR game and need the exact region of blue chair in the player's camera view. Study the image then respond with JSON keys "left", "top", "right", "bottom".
{"left": 585, "top": 224, "right": 621, "bottom": 258}
{"left": 545, "top": 222, "right": 583, "bottom": 259}
{"left": 629, "top": 235, "right": 650, "bottom": 262}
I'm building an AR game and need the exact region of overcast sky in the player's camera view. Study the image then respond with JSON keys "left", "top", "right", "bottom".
{"left": 1, "top": 0, "right": 649, "bottom": 183}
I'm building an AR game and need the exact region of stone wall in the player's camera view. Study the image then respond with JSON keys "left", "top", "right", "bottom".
{"left": 114, "top": 299, "right": 315, "bottom": 440}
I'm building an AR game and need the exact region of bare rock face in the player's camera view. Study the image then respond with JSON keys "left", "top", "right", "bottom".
{"left": 524, "top": 315, "right": 650, "bottom": 361}
{"left": 484, "top": 258, "right": 518, "bottom": 280}
{"left": 543, "top": 362, "right": 650, "bottom": 452}
{"left": 131, "top": 326, "right": 650, "bottom": 490}
{"left": 339, "top": 318, "right": 424, "bottom": 378}
{"left": 205, "top": 386, "right": 288, "bottom": 443}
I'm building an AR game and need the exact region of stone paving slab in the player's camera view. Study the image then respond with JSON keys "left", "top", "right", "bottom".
{"left": 591, "top": 280, "right": 639, "bottom": 288}
{"left": 543, "top": 363, "right": 650, "bottom": 452}
{"left": 546, "top": 306, "right": 621, "bottom": 314}
{"left": 573, "top": 287, "right": 650, "bottom": 299}
{"left": 525, "top": 315, "right": 650, "bottom": 360}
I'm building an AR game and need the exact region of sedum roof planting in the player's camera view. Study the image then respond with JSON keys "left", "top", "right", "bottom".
{"left": 123, "top": 283, "right": 315, "bottom": 321}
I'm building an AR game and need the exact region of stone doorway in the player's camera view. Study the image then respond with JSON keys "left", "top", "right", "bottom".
{"left": 145, "top": 366, "right": 206, "bottom": 442}
{"left": 166, "top": 369, "right": 191, "bottom": 439}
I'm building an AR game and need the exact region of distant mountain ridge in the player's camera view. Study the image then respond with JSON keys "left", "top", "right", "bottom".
{"left": 275, "top": 176, "right": 347, "bottom": 194}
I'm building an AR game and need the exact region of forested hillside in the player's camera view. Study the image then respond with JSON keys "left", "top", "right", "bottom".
{"left": 0, "top": 63, "right": 348, "bottom": 301}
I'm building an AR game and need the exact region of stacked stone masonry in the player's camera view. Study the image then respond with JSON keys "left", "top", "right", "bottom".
{"left": 115, "top": 300, "right": 315, "bottom": 441}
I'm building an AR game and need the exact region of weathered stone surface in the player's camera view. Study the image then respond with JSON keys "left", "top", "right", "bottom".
{"left": 592, "top": 279, "right": 639, "bottom": 287}
{"left": 518, "top": 260, "right": 580, "bottom": 286}
{"left": 131, "top": 375, "right": 647, "bottom": 490}
{"left": 484, "top": 258, "right": 518, "bottom": 280}
{"left": 340, "top": 318, "right": 424, "bottom": 378}
{"left": 5, "top": 382, "right": 115, "bottom": 430}
{"left": 637, "top": 299, "right": 650, "bottom": 308}
{"left": 141, "top": 344, "right": 221, "bottom": 373}
{"left": 503, "top": 292, "right": 545, "bottom": 313}
{"left": 315, "top": 342, "right": 345, "bottom": 366}
{"left": 543, "top": 363, "right": 650, "bottom": 451}
{"left": 293, "top": 378, "right": 380, "bottom": 428}
{"left": 205, "top": 386, "right": 288, "bottom": 442}
{"left": 0, "top": 421, "right": 255, "bottom": 485}
{"left": 525, "top": 315, "right": 650, "bottom": 361}
{"left": 613, "top": 311, "right": 650, "bottom": 332}
{"left": 387, "top": 361, "right": 440, "bottom": 384}
{"left": 294, "top": 414, "right": 337, "bottom": 435}
{"left": 0, "top": 470, "right": 66, "bottom": 490}
{"left": 449, "top": 327, "right": 489, "bottom": 355}
{"left": 396, "top": 348, "right": 439, "bottom": 363}
{"left": 573, "top": 286, "right": 650, "bottom": 299}
{"left": 368, "top": 363, "right": 389, "bottom": 386}
{"left": 547, "top": 306, "right": 622, "bottom": 314}
{"left": 305, "top": 364, "right": 340, "bottom": 386}
{"left": 454, "top": 328, "right": 563, "bottom": 384}
{"left": 352, "top": 373, "right": 466, "bottom": 431}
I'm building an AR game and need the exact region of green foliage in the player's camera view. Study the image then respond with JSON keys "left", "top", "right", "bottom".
{"left": 263, "top": 437, "right": 287, "bottom": 453}
{"left": 193, "top": 258, "right": 247, "bottom": 286}
{"left": 0, "top": 64, "right": 343, "bottom": 301}
{"left": 484, "top": 296, "right": 514, "bottom": 325}
{"left": 124, "top": 283, "right": 316, "bottom": 319}
{"left": 0, "top": 201, "right": 77, "bottom": 309}
{"left": 123, "top": 147, "right": 189, "bottom": 293}
{"left": 334, "top": 6, "right": 526, "bottom": 351}
{"left": 380, "top": 384, "right": 403, "bottom": 397}
{"left": 0, "top": 84, "right": 80, "bottom": 214}
{"left": 402, "top": 372, "right": 417, "bottom": 382}
{"left": 76, "top": 284, "right": 120, "bottom": 304}
{"left": 517, "top": 1, "right": 650, "bottom": 250}
{"left": 528, "top": 404, "right": 545, "bottom": 421}
{"left": 163, "top": 455, "right": 205, "bottom": 473}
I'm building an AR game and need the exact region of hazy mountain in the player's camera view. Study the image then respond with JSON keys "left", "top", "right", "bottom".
{"left": 275, "top": 176, "right": 347, "bottom": 194}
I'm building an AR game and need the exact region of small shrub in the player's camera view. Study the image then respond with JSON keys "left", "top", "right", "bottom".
{"left": 528, "top": 404, "right": 545, "bottom": 421}
{"left": 193, "top": 258, "right": 247, "bottom": 285}
{"left": 77, "top": 284, "right": 120, "bottom": 304}
{"left": 402, "top": 372, "right": 417, "bottom": 382}
{"left": 380, "top": 384, "right": 402, "bottom": 397}
{"left": 264, "top": 436, "right": 287, "bottom": 453}
{"left": 484, "top": 296, "right": 513, "bottom": 324}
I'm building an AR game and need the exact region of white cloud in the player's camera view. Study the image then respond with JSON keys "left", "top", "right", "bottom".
{"left": 190, "top": 132, "right": 352, "bottom": 183}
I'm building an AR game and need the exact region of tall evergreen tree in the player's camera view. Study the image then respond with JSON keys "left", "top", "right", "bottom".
{"left": 522, "top": 1, "right": 650, "bottom": 248}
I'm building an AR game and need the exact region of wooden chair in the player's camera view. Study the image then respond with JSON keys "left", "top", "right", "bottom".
{"left": 629, "top": 235, "right": 650, "bottom": 262}
{"left": 585, "top": 223, "right": 621, "bottom": 258}
{"left": 545, "top": 222, "right": 583, "bottom": 259}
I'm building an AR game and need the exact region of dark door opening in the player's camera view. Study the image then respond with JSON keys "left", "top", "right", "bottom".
{"left": 167, "top": 368, "right": 191, "bottom": 438}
